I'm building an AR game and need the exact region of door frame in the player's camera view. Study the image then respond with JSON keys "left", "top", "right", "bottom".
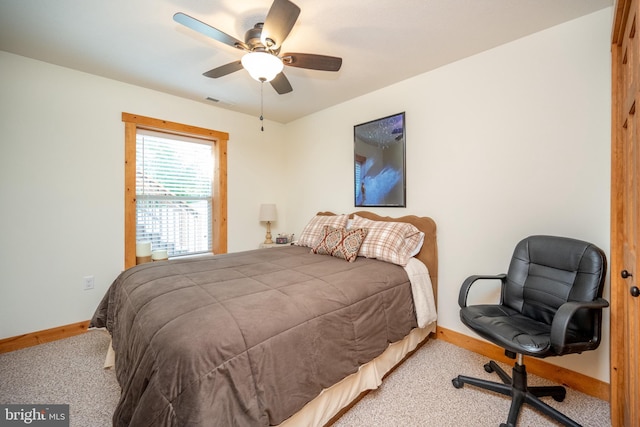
{"left": 611, "top": 1, "right": 639, "bottom": 425}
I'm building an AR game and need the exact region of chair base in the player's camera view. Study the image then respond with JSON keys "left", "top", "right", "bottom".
{"left": 452, "top": 360, "right": 581, "bottom": 427}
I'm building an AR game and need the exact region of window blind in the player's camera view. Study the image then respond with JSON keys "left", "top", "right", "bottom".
{"left": 136, "top": 130, "right": 213, "bottom": 257}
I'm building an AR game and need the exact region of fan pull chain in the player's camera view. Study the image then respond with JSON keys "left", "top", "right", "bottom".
{"left": 260, "top": 78, "right": 265, "bottom": 132}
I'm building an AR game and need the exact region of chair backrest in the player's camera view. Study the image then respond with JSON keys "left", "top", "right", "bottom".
{"left": 503, "top": 235, "right": 607, "bottom": 337}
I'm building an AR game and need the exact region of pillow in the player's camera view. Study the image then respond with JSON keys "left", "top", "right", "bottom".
{"left": 351, "top": 214, "right": 425, "bottom": 266}
{"left": 296, "top": 214, "right": 349, "bottom": 248}
{"left": 311, "top": 226, "right": 368, "bottom": 262}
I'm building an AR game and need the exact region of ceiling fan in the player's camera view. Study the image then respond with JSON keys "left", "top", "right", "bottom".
{"left": 173, "top": 0, "right": 343, "bottom": 95}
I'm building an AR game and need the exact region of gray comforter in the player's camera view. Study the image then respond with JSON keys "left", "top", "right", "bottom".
{"left": 90, "top": 245, "right": 417, "bottom": 426}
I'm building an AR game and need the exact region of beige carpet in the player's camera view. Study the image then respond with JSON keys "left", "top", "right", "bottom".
{"left": 0, "top": 330, "right": 610, "bottom": 426}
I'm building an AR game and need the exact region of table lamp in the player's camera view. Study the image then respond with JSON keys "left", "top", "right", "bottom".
{"left": 259, "top": 204, "right": 277, "bottom": 244}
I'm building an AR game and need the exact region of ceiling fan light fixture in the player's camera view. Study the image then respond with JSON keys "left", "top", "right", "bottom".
{"left": 241, "top": 52, "right": 284, "bottom": 82}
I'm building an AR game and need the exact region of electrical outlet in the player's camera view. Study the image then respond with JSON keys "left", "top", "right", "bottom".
{"left": 83, "top": 275, "right": 95, "bottom": 290}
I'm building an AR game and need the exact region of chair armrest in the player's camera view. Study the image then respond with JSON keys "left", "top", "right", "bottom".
{"left": 550, "top": 298, "right": 609, "bottom": 353}
{"left": 458, "top": 274, "right": 507, "bottom": 308}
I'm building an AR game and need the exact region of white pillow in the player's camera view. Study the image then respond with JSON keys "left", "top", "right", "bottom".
{"left": 296, "top": 214, "right": 349, "bottom": 248}
{"left": 351, "top": 214, "right": 424, "bottom": 266}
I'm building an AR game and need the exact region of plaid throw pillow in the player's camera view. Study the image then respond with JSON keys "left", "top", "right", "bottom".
{"left": 311, "top": 226, "right": 368, "bottom": 262}
{"left": 351, "top": 214, "right": 424, "bottom": 266}
{"left": 296, "top": 214, "right": 349, "bottom": 248}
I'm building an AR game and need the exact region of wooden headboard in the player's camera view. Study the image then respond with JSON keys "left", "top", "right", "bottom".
{"left": 317, "top": 211, "right": 438, "bottom": 304}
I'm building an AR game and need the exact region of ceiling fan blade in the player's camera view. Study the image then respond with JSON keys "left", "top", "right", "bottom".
{"left": 203, "top": 61, "right": 243, "bottom": 78}
{"left": 270, "top": 73, "right": 293, "bottom": 94}
{"left": 261, "top": 0, "right": 301, "bottom": 49}
{"left": 282, "top": 53, "right": 342, "bottom": 72}
{"left": 174, "top": 12, "right": 249, "bottom": 51}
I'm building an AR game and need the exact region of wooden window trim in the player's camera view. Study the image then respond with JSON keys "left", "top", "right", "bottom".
{"left": 122, "top": 112, "right": 228, "bottom": 269}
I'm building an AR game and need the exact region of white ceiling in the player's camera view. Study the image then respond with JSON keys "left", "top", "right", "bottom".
{"left": 0, "top": 0, "right": 612, "bottom": 124}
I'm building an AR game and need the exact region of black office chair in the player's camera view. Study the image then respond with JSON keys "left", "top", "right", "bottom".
{"left": 452, "top": 235, "right": 608, "bottom": 427}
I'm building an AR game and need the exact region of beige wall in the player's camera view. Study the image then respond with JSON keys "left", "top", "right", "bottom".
{"left": 283, "top": 8, "right": 612, "bottom": 381}
{"left": 0, "top": 7, "right": 612, "bottom": 382}
{"left": 0, "top": 51, "right": 287, "bottom": 338}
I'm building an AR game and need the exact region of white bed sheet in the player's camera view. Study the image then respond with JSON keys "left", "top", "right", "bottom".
{"left": 404, "top": 258, "right": 437, "bottom": 328}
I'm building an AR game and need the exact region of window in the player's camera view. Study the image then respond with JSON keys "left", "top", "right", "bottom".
{"left": 122, "top": 113, "right": 228, "bottom": 268}
{"left": 136, "top": 130, "right": 212, "bottom": 257}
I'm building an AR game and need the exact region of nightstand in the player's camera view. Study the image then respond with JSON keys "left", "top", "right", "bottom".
{"left": 259, "top": 242, "right": 279, "bottom": 248}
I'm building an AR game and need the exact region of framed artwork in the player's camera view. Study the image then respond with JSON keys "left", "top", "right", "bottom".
{"left": 354, "top": 112, "right": 406, "bottom": 207}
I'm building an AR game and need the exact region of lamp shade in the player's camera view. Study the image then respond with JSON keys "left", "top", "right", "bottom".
{"left": 241, "top": 52, "right": 284, "bottom": 82}
{"left": 259, "top": 204, "right": 277, "bottom": 222}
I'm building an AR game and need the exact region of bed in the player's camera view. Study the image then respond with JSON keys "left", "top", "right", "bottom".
{"left": 90, "top": 211, "right": 438, "bottom": 426}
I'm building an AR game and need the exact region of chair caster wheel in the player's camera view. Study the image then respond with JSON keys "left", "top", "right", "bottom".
{"left": 484, "top": 362, "right": 494, "bottom": 373}
{"left": 452, "top": 378, "right": 463, "bottom": 389}
{"left": 552, "top": 390, "right": 566, "bottom": 402}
